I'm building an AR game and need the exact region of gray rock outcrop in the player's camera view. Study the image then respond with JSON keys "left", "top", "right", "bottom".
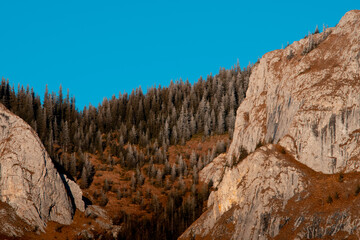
{"left": 181, "top": 10, "right": 360, "bottom": 240}
{"left": 199, "top": 153, "right": 227, "bottom": 188}
{"left": 227, "top": 10, "right": 360, "bottom": 174}
{"left": 184, "top": 145, "right": 306, "bottom": 239}
{"left": 0, "top": 103, "right": 84, "bottom": 235}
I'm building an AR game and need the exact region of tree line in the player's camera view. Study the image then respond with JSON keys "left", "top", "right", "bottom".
{"left": 0, "top": 62, "right": 251, "bottom": 239}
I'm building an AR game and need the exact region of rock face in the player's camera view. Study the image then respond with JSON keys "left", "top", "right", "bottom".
{"left": 0, "top": 104, "right": 84, "bottom": 236}
{"left": 228, "top": 10, "right": 360, "bottom": 174}
{"left": 185, "top": 145, "right": 307, "bottom": 239}
{"left": 181, "top": 10, "right": 360, "bottom": 240}
{"left": 199, "top": 153, "right": 227, "bottom": 188}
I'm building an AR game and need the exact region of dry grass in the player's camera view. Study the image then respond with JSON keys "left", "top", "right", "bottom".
{"left": 29, "top": 134, "right": 229, "bottom": 239}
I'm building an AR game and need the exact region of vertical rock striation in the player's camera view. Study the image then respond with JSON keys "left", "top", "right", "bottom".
{"left": 228, "top": 10, "right": 360, "bottom": 174}
{"left": 181, "top": 10, "right": 360, "bottom": 240}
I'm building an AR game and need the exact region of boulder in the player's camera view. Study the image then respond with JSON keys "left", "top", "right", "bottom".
{"left": 0, "top": 103, "right": 84, "bottom": 235}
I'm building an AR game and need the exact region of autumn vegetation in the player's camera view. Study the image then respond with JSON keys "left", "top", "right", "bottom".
{"left": 0, "top": 63, "right": 251, "bottom": 239}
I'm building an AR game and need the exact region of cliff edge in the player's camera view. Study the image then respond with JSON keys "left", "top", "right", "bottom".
{"left": 181, "top": 10, "right": 360, "bottom": 239}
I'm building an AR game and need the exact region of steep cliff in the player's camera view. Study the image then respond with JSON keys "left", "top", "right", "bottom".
{"left": 181, "top": 10, "right": 360, "bottom": 239}
{"left": 0, "top": 103, "right": 84, "bottom": 237}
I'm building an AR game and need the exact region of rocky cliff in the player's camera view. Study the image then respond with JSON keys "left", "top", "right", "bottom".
{"left": 181, "top": 10, "right": 360, "bottom": 239}
{"left": 0, "top": 103, "right": 84, "bottom": 237}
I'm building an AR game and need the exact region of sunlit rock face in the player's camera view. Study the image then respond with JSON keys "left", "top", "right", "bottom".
{"left": 181, "top": 10, "right": 360, "bottom": 240}
{"left": 0, "top": 103, "right": 84, "bottom": 236}
{"left": 228, "top": 10, "right": 360, "bottom": 174}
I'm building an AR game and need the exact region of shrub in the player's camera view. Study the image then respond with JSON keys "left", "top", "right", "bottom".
{"left": 215, "top": 140, "right": 226, "bottom": 155}
{"left": 302, "top": 33, "right": 316, "bottom": 55}
{"left": 338, "top": 173, "right": 344, "bottom": 182}
{"left": 92, "top": 190, "right": 100, "bottom": 200}
{"left": 355, "top": 185, "right": 360, "bottom": 196}
{"left": 103, "top": 178, "right": 111, "bottom": 192}
{"left": 99, "top": 192, "right": 109, "bottom": 207}
{"left": 314, "top": 25, "right": 319, "bottom": 34}
{"left": 327, "top": 195, "right": 333, "bottom": 204}
{"left": 116, "top": 189, "right": 122, "bottom": 200}
{"left": 302, "top": 26, "right": 332, "bottom": 56}
{"left": 287, "top": 49, "right": 295, "bottom": 60}
{"left": 55, "top": 225, "right": 63, "bottom": 233}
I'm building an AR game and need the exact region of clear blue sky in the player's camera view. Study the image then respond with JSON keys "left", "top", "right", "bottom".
{"left": 0, "top": 1, "right": 357, "bottom": 109}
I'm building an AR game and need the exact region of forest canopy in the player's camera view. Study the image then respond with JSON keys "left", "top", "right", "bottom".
{"left": 0, "top": 62, "right": 251, "bottom": 239}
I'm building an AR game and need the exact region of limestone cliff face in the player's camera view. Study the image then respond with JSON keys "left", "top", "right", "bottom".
{"left": 187, "top": 145, "right": 307, "bottom": 240}
{"left": 228, "top": 10, "right": 360, "bottom": 174}
{"left": 0, "top": 103, "right": 84, "bottom": 236}
{"left": 181, "top": 10, "right": 360, "bottom": 240}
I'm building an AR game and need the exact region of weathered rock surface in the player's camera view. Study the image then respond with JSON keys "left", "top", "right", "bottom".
{"left": 182, "top": 145, "right": 307, "bottom": 240}
{"left": 0, "top": 103, "right": 84, "bottom": 236}
{"left": 64, "top": 176, "right": 85, "bottom": 212}
{"left": 181, "top": 10, "right": 360, "bottom": 240}
{"left": 0, "top": 201, "right": 32, "bottom": 237}
{"left": 199, "top": 153, "right": 227, "bottom": 188}
{"left": 227, "top": 10, "right": 360, "bottom": 174}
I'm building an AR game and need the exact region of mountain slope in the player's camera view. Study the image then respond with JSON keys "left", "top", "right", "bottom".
{"left": 0, "top": 103, "right": 84, "bottom": 237}
{"left": 180, "top": 10, "right": 360, "bottom": 239}
{"left": 228, "top": 10, "right": 360, "bottom": 174}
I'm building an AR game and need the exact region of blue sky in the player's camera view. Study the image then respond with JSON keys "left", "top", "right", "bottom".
{"left": 0, "top": 1, "right": 357, "bottom": 109}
